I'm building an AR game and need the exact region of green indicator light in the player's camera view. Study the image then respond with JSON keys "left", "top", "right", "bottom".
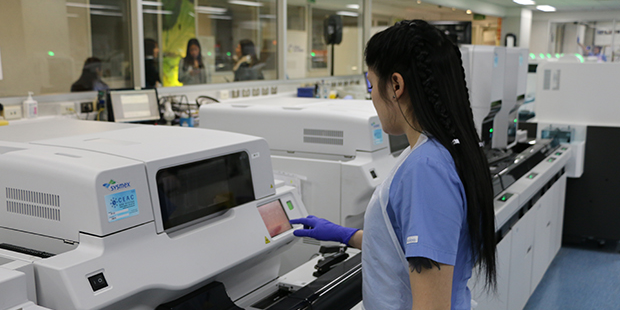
{"left": 514, "top": 119, "right": 518, "bottom": 123}
{"left": 529, "top": 175, "right": 534, "bottom": 179}
{"left": 286, "top": 201, "right": 294, "bottom": 210}
{"left": 48, "top": 51, "right": 55, "bottom": 56}
{"left": 207, "top": 52, "right": 212, "bottom": 56}
{"left": 575, "top": 54, "right": 584, "bottom": 63}
{"left": 547, "top": 53, "right": 552, "bottom": 58}
{"left": 489, "top": 128, "right": 493, "bottom": 133}
{"left": 555, "top": 53, "right": 560, "bottom": 58}
{"left": 311, "top": 52, "right": 316, "bottom": 57}
{"left": 561, "top": 53, "right": 565, "bottom": 57}
{"left": 226, "top": 52, "right": 231, "bottom": 56}
{"left": 539, "top": 53, "right": 545, "bottom": 59}
{"left": 529, "top": 53, "right": 535, "bottom": 59}
{"left": 501, "top": 196, "right": 507, "bottom": 201}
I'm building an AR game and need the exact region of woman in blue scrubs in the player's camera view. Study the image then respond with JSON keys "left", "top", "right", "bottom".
{"left": 290, "top": 20, "right": 497, "bottom": 310}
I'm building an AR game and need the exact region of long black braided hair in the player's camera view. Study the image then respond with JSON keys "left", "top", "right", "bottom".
{"left": 365, "top": 19, "right": 497, "bottom": 291}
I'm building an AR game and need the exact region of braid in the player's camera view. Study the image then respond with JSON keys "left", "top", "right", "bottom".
{"left": 454, "top": 46, "right": 472, "bottom": 109}
{"left": 452, "top": 45, "right": 481, "bottom": 145}
{"left": 410, "top": 30, "right": 457, "bottom": 140}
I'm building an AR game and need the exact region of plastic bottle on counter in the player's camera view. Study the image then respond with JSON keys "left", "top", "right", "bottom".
{"left": 23, "top": 92, "right": 38, "bottom": 118}
{"left": 321, "top": 80, "right": 328, "bottom": 99}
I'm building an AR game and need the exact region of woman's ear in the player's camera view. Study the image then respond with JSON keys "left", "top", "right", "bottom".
{"left": 391, "top": 73, "right": 405, "bottom": 100}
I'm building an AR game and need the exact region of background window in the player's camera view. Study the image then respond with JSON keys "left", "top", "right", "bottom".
{"left": 0, "top": 0, "right": 133, "bottom": 97}
{"left": 286, "top": 0, "right": 363, "bottom": 80}
{"left": 143, "top": 0, "right": 277, "bottom": 87}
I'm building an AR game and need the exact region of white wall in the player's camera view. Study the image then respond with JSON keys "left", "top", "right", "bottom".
{"left": 519, "top": 9, "right": 532, "bottom": 48}
{"left": 561, "top": 24, "right": 580, "bottom": 54}
{"left": 529, "top": 20, "right": 549, "bottom": 55}
{"left": 500, "top": 8, "right": 532, "bottom": 48}
{"left": 501, "top": 10, "right": 521, "bottom": 46}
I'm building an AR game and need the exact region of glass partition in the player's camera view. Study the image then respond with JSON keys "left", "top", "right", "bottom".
{"left": 0, "top": 0, "right": 134, "bottom": 97}
{"left": 143, "top": 0, "right": 278, "bottom": 87}
{"left": 286, "top": 0, "right": 363, "bottom": 80}
{"left": 0, "top": 0, "right": 367, "bottom": 99}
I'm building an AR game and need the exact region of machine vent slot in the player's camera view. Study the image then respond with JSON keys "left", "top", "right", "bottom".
{"left": 303, "top": 129, "right": 344, "bottom": 138}
{"left": 6, "top": 188, "right": 60, "bottom": 207}
{"left": 7, "top": 201, "right": 61, "bottom": 221}
{"left": 303, "top": 129, "right": 344, "bottom": 146}
{"left": 6, "top": 188, "right": 60, "bottom": 221}
{"left": 303, "top": 137, "right": 344, "bottom": 145}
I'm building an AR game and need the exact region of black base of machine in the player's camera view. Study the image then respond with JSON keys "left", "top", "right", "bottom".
{"left": 155, "top": 281, "right": 242, "bottom": 310}
{"left": 263, "top": 253, "right": 362, "bottom": 310}
{"left": 564, "top": 126, "right": 620, "bottom": 243}
{"left": 562, "top": 236, "right": 620, "bottom": 253}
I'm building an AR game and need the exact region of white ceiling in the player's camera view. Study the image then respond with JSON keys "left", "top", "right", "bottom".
{"left": 481, "top": 0, "right": 620, "bottom": 11}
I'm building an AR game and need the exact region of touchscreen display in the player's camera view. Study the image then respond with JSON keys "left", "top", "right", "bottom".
{"left": 257, "top": 200, "right": 292, "bottom": 238}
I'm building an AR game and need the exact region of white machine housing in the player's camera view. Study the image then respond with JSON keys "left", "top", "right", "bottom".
{"left": 0, "top": 251, "right": 49, "bottom": 310}
{"left": 493, "top": 47, "right": 524, "bottom": 150}
{"left": 0, "top": 120, "right": 308, "bottom": 310}
{"left": 507, "top": 47, "right": 529, "bottom": 148}
{"left": 200, "top": 98, "right": 399, "bottom": 228}
{"left": 199, "top": 98, "right": 402, "bottom": 273}
{"left": 461, "top": 45, "right": 506, "bottom": 149}
{"left": 534, "top": 62, "right": 620, "bottom": 127}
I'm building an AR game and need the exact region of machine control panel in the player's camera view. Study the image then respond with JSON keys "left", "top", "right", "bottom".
{"left": 527, "top": 173, "right": 538, "bottom": 179}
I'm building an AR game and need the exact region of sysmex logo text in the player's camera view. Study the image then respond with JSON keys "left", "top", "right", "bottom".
{"left": 103, "top": 180, "right": 131, "bottom": 192}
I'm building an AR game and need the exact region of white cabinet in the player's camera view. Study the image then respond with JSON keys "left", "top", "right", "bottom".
{"left": 470, "top": 230, "right": 512, "bottom": 310}
{"left": 531, "top": 193, "right": 553, "bottom": 292}
{"left": 471, "top": 152, "right": 569, "bottom": 310}
{"left": 507, "top": 206, "right": 536, "bottom": 310}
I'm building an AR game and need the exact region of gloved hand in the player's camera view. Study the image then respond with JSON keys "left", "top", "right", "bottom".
{"left": 289, "top": 215, "right": 359, "bottom": 245}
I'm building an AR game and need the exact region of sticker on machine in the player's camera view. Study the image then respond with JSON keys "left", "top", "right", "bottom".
{"left": 105, "top": 189, "right": 139, "bottom": 222}
{"left": 371, "top": 121, "right": 384, "bottom": 145}
{"left": 373, "top": 129, "right": 384, "bottom": 145}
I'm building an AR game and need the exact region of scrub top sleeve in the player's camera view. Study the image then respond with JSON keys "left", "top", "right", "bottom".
{"left": 392, "top": 156, "right": 465, "bottom": 266}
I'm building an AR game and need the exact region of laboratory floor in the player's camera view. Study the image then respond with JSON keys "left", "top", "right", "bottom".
{"left": 523, "top": 244, "right": 620, "bottom": 309}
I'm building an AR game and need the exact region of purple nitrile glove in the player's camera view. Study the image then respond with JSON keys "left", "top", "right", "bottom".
{"left": 289, "top": 215, "right": 359, "bottom": 245}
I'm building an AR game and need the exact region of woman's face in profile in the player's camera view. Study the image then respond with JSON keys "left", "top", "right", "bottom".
{"left": 153, "top": 44, "right": 159, "bottom": 58}
{"left": 189, "top": 44, "right": 200, "bottom": 59}
{"left": 235, "top": 44, "right": 242, "bottom": 58}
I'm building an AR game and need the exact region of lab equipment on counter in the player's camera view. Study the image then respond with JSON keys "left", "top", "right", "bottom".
{"left": 508, "top": 48, "right": 529, "bottom": 149}
{"left": 460, "top": 45, "right": 506, "bottom": 153}
{"left": 107, "top": 88, "right": 161, "bottom": 123}
{"left": 199, "top": 98, "right": 404, "bottom": 273}
{"left": 0, "top": 119, "right": 355, "bottom": 310}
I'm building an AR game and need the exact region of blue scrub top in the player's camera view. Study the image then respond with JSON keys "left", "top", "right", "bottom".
{"left": 386, "top": 137, "right": 472, "bottom": 310}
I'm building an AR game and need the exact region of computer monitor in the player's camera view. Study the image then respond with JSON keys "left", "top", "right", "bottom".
{"left": 108, "top": 88, "right": 160, "bottom": 123}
